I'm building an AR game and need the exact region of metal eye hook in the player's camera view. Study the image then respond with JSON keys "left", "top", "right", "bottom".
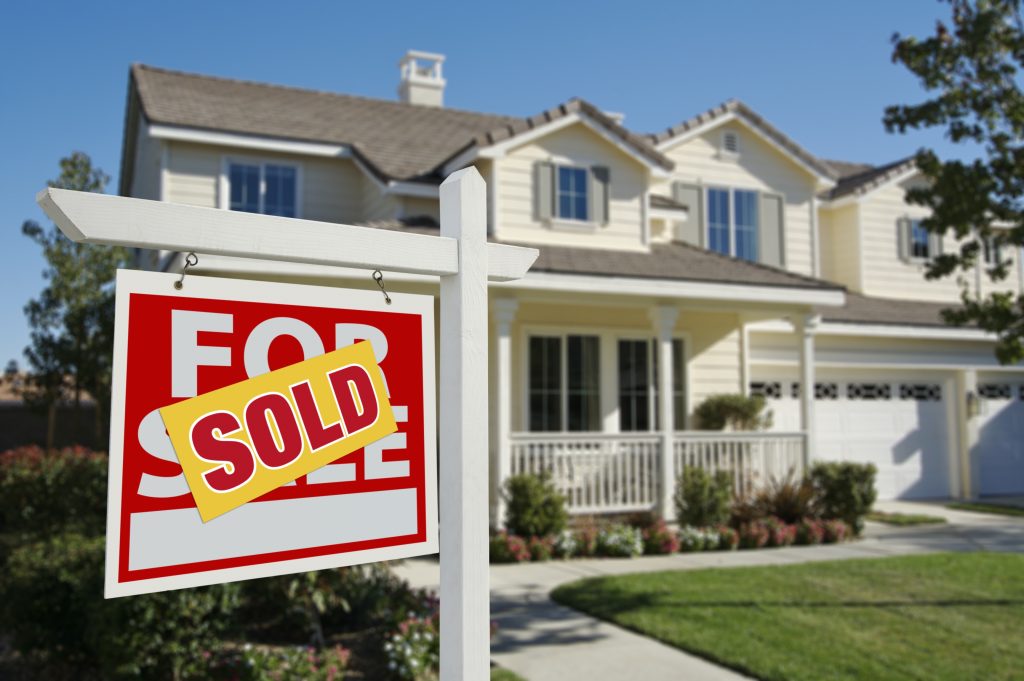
{"left": 174, "top": 252, "right": 199, "bottom": 290}
{"left": 373, "top": 269, "right": 392, "bottom": 305}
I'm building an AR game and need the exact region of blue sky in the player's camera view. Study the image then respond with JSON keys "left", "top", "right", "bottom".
{"left": 0, "top": 0, "right": 955, "bottom": 366}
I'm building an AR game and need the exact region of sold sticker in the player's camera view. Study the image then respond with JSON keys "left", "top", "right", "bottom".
{"left": 160, "top": 341, "right": 396, "bottom": 522}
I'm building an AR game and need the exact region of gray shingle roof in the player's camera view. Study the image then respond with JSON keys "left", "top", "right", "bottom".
{"left": 646, "top": 99, "right": 837, "bottom": 181}
{"left": 358, "top": 218, "right": 841, "bottom": 291}
{"left": 129, "top": 64, "right": 672, "bottom": 183}
{"left": 822, "top": 157, "right": 917, "bottom": 201}
{"left": 818, "top": 291, "right": 955, "bottom": 327}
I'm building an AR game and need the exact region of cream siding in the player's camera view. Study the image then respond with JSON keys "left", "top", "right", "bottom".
{"left": 163, "top": 141, "right": 364, "bottom": 223}
{"left": 819, "top": 203, "right": 861, "bottom": 290}
{"left": 130, "top": 128, "right": 162, "bottom": 201}
{"left": 401, "top": 196, "right": 440, "bottom": 221}
{"left": 658, "top": 121, "right": 819, "bottom": 276}
{"left": 360, "top": 174, "right": 401, "bottom": 221}
{"left": 494, "top": 122, "right": 648, "bottom": 251}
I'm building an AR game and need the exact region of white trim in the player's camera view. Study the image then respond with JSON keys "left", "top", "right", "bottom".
{"left": 388, "top": 181, "right": 438, "bottom": 198}
{"left": 749, "top": 318, "right": 997, "bottom": 342}
{"left": 442, "top": 111, "right": 672, "bottom": 178}
{"left": 149, "top": 123, "right": 350, "bottom": 158}
{"left": 655, "top": 111, "right": 835, "bottom": 187}
{"left": 494, "top": 271, "right": 845, "bottom": 307}
{"left": 649, "top": 206, "right": 689, "bottom": 222}
{"left": 810, "top": 194, "right": 821, "bottom": 278}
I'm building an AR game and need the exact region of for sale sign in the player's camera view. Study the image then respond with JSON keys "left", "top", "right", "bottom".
{"left": 105, "top": 270, "right": 437, "bottom": 597}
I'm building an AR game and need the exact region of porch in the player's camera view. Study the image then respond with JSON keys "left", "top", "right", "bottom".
{"left": 509, "top": 431, "right": 806, "bottom": 515}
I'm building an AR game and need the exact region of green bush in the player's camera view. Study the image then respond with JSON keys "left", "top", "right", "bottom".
{"left": 674, "top": 466, "right": 733, "bottom": 527}
{"left": 0, "top": 446, "right": 107, "bottom": 538}
{"left": 809, "top": 462, "right": 877, "bottom": 535}
{"left": 693, "top": 394, "right": 772, "bottom": 430}
{"left": 502, "top": 473, "right": 568, "bottom": 538}
{"left": 0, "top": 532, "right": 240, "bottom": 680}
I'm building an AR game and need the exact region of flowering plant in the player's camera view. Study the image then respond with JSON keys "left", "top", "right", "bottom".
{"left": 552, "top": 529, "right": 578, "bottom": 559}
{"left": 489, "top": 532, "right": 530, "bottom": 563}
{"left": 715, "top": 525, "right": 739, "bottom": 551}
{"left": 528, "top": 535, "right": 555, "bottom": 561}
{"left": 384, "top": 612, "right": 439, "bottom": 681}
{"left": 795, "top": 518, "right": 825, "bottom": 545}
{"left": 763, "top": 517, "right": 797, "bottom": 547}
{"left": 738, "top": 521, "right": 770, "bottom": 549}
{"left": 210, "top": 643, "right": 351, "bottom": 681}
{"left": 595, "top": 523, "right": 643, "bottom": 557}
{"left": 641, "top": 518, "right": 680, "bottom": 555}
{"left": 822, "top": 518, "right": 850, "bottom": 543}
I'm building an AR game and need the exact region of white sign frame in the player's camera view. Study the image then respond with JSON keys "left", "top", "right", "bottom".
{"left": 105, "top": 270, "right": 438, "bottom": 597}
{"left": 39, "top": 168, "right": 538, "bottom": 679}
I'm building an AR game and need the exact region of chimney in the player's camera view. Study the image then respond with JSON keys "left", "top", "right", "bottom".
{"left": 398, "top": 50, "right": 446, "bottom": 107}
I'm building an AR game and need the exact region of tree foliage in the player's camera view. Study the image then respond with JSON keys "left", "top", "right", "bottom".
{"left": 885, "top": 0, "right": 1024, "bottom": 363}
{"left": 14, "top": 152, "right": 130, "bottom": 445}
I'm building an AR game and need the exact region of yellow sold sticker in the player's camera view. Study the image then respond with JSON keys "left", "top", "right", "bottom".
{"left": 160, "top": 341, "right": 396, "bottom": 522}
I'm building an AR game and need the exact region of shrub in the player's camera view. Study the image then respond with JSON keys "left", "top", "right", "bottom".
{"left": 678, "top": 525, "right": 705, "bottom": 552}
{"left": 502, "top": 473, "right": 568, "bottom": 538}
{"left": 738, "top": 521, "right": 770, "bottom": 549}
{"left": 715, "top": 525, "right": 739, "bottom": 551}
{"left": 763, "top": 517, "right": 797, "bottom": 547}
{"left": 0, "top": 532, "right": 240, "bottom": 679}
{"left": 489, "top": 532, "right": 530, "bottom": 563}
{"left": 595, "top": 523, "right": 643, "bottom": 558}
{"left": 693, "top": 394, "right": 773, "bottom": 430}
{"left": 210, "top": 644, "right": 352, "bottom": 681}
{"left": 756, "top": 472, "right": 819, "bottom": 524}
{"left": 823, "top": 519, "right": 851, "bottom": 544}
{"left": 641, "top": 519, "right": 680, "bottom": 555}
{"left": 674, "top": 466, "right": 733, "bottom": 527}
{"left": 810, "top": 462, "right": 877, "bottom": 535}
{"left": 795, "top": 518, "right": 825, "bottom": 545}
{"left": 0, "top": 446, "right": 107, "bottom": 538}
{"left": 528, "top": 535, "right": 555, "bottom": 561}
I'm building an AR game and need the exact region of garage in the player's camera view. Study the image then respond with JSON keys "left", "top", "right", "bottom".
{"left": 752, "top": 370, "right": 956, "bottom": 500}
{"left": 976, "top": 378, "right": 1024, "bottom": 497}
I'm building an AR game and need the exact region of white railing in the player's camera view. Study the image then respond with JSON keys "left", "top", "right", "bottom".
{"left": 673, "top": 432, "right": 806, "bottom": 496}
{"left": 509, "top": 433, "right": 661, "bottom": 514}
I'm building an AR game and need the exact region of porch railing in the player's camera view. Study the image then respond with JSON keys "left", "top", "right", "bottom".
{"left": 508, "top": 431, "right": 806, "bottom": 514}
{"left": 673, "top": 432, "right": 806, "bottom": 497}
{"left": 509, "top": 433, "right": 661, "bottom": 514}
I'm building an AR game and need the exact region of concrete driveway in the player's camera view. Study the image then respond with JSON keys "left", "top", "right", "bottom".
{"left": 394, "top": 505, "right": 1023, "bottom": 681}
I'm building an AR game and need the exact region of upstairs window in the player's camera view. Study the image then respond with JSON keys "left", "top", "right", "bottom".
{"left": 910, "top": 220, "right": 930, "bottom": 259}
{"left": 983, "top": 236, "right": 1005, "bottom": 265}
{"left": 227, "top": 162, "right": 298, "bottom": 218}
{"left": 706, "top": 187, "right": 759, "bottom": 261}
{"left": 897, "top": 217, "right": 941, "bottom": 263}
{"left": 556, "top": 166, "right": 590, "bottom": 222}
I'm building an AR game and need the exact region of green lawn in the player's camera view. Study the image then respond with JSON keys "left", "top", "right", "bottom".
{"left": 552, "top": 553, "right": 1024, "bottom": 681}
{"left": 866, "top": 510, "right": 946, "bottom": 526}
{"left": 491, "top": 668, "right": 526, "bottom": 681}
{"left": 948, "top": 501, "right": 1024, "bottom": 518}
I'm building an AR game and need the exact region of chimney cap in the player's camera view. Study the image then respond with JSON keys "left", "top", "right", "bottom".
{"left": 399, "top": 50, "right": 446, "bottom": 66}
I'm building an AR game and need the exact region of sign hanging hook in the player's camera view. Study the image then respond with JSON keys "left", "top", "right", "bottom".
{"left": 372, "top": 269, "right": 392, "bottom": 305}
{"left": 174, "top": 252, "right": 199, "bottom": 290}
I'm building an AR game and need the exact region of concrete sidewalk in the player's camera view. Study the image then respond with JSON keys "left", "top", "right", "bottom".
{"left": 394, "top": 507, "right": 1024, "bottom": 681}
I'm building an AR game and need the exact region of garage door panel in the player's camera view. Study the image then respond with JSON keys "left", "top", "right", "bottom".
{"left": 976, "top": 382, "right": 1024, "bottom": 496}
{"left": 755, "top": 372, "right": 953, "bottom": 500}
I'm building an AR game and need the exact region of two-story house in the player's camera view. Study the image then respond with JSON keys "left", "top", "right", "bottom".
{"left": 119, "top": 53, "right": 1024, "bottom": 523}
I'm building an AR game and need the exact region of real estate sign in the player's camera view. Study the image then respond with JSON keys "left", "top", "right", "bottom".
{"left": 105, "top": 270, "right": 437, "bottom": 597}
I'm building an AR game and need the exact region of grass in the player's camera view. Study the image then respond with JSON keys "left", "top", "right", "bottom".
{"left": 552, "top": 553, "right": 1024, "bottom": 681}
{"left": 866, "top": 510, "right": 946, "bottom": 526}
{"left": 948, "top": 501, "right": 1024, "bottom": 517}
{"left": 491, "top": 668, "right": 526, "bottom": 681}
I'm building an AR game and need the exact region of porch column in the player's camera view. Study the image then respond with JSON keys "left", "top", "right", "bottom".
{"left": 795, "top": 314, "right": 820, "bottom": 469}
{"left": 492, "top": 298, "right": 518, "bottom": 528}
{"left": 651, "top": 305, "right": 679, "bottom": 520}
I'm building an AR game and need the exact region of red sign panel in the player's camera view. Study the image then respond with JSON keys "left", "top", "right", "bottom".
{"left": 106, "top": 271, "right": 437, "bottom": 597}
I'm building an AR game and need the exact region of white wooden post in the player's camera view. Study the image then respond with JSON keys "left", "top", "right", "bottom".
{"left": 651, "top": 305, "right": 678, "bottom": 519}
{"left": 439, "top": 168, "right": 490, "bottom": 681}
{"left": 796, "top": 314, "right": 819, "bottom": 469}
{"left": 492, "top": 298, "right": 518, "bottom": 529}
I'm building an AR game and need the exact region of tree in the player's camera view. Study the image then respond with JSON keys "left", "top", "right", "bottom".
{"left": 16, "top": 152, "right": 130, "bottom": 448}
{"left": 885, "top": 0, "right": 1024, "bottom": 363}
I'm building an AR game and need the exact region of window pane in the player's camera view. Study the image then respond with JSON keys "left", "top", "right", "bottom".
{"left": 618, "top": 339, "right": 650, "bottom": 431}
{"left": 672, "top": 338, "right": 686, "bottom": 430}
{"left": 264, "top": 165, "right": 296, "bottom": 218}
{"left": 556, "top": 166, "right": 589, "bottom": 221}
{"left": 529, "top": 336, "right": 562, "bottom": 431}
{"left": 229, "top": 164, "right": 260, "bottom": 213}
{"left": 567, "top": 335, "right": 600, "bottom": 432}
{"left": 911, "top": 220, "right": 930, "bottom": 258}
{"left": 707, "top": 188, "right": 730, "bottom": 255}
{"left": 734, "top": 190, "right": 759, "bottom": 261}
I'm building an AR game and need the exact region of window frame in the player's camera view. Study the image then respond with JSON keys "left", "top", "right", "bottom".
{"left": 554, "top": 164, "right": 592, "bottom": 224}
{"left": 219, "top": 156, "right": 303, "bottom": 219}
{"left": 525, "top": 331, "right": 602, "bottom": 433}
{"left": 705, "top": 186, "right": 760, "bottom": 262}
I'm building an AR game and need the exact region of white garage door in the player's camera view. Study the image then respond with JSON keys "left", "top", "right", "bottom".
{"left": 976, "top": 379, "right": 1024, "bottom": 496}
{"left": 752, "top": 371, "right": 955, "bottom": 500}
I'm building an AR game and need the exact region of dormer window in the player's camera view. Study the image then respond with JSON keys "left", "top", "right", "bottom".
{"left": 225, "top": 160, "right": 299, "bottom": 218}
{"left": 897, "top": 217, "right": 942, "bottom": 262}
{"left": 983, "top": 235, "right": 1005, "bottom": 265}
{"left": 910, "top": 220, "right": 930, "bottom": 259}
{"left": 557, "top": 166, "right": 590, "bottom": 222}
